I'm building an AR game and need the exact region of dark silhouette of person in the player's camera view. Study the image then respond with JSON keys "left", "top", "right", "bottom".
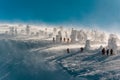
{"left": 102, "top": 48, "right": 106, "bottom": 55}
{"left": 67, "top": 38, "right": 69, "bottom": 43}
{"left": 53, "top": 37, "right": 55, "bottom": 42}
{"left": 67, "top": 48, "right": 70, "bottom": 53}
{"left": 64, "top": 38, "right": 66, "bottom": 42}
{"left": 80, "top": 47, "right": 84, "bottom": 52}
{"left": 60, "top": 37, "right": 62, "bottom": 42}
{"left": 110, "top": 49, "right": 113, "bottom": 55}
{"left": 106, "top": 49, "right": 109, "bottom": 56}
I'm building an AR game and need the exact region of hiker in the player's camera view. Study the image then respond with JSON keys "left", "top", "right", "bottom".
{"left": 60, "top": 37, "right": 62, "bottom": 42}
{"left": 80, "top": 47, "right": 84, "bottom": 52}
{"left": 67, "top": 38, "right": 69, "bottom": 43}
{"left": 64, "top": 38, "right": 66, "bottom": 42}
{"left": 67, "top": 48, "right": 70, "bottom": 53}
{"left": 53, "top": 37, "right": 55, "bottom": 42}
{"left": 110, "top": 49, "right": 113, "bottom": 55}
{"left": 106, "top": 49, "right": 109, "bottom": 55}
{"left": 102, "top": 48, "right": 106, "bottom": 55}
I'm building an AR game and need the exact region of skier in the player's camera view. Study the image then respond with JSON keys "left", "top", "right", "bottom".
{"left": 67, "top": 48, "right": 70, "bottom": 53}
{"left": 110, "top": 49, "right": 113, "bottom": 55}
{"left": 106, "top": 49, "right": 109, "bottom": 56}
{"left": 102, "top": 48, "right": 105, "bottom": 55}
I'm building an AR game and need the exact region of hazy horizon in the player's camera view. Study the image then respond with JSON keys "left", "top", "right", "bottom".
{"left": 0, "top": 0, "right": 120, "bottom": 33}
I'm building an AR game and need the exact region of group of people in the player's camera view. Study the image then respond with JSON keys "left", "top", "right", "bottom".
{"left": 53, "top": 37, "right": 115, "bottom": 55}
{"left": 66, "top": 47, "right": 84, "bottom": 53}
{"left": 67, "top": 47, "right": 114, "bottom": 56}
{"left": 53, "top": 37, "right": 70, "bottom": 43}
{"left": 102, "top": 48, "right": 114, "bottom": 56}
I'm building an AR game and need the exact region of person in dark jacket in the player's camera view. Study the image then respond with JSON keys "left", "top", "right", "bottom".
{"left": 64, "top": 38, "right": 66, "bottom": 42}
{"left": 67, "top": 48, "right": 70, "bottom": 53}
{"left": 60, "top": 37, "right": 62, "bottom": 42}
{"left": 106, "top": 49, "right": 109, "bottom": 56}
{"left": 110, "top": 49, "right": 113, "bottom": 55}
{"left": 102, "top": 48, "right": 106, "bottom": 55}
{"left": 53, "top": 37, "right": 55, "bottom": 42}
{"left": 80, "top": 47, "right": 84, "bottom": 52}
{"left": 67, "top": 38, "right": 69, "bottom": 43}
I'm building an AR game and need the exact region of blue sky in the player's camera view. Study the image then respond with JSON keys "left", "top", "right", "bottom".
{"left": 0, "top": 0, "right": 120, "bottom": 28}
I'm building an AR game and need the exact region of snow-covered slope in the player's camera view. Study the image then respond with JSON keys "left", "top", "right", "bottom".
{"left": 57, "top": 50, "right": 120, "bottom": 80}
{"left": 0, "top": 24, "right": 120, "bottom": 80}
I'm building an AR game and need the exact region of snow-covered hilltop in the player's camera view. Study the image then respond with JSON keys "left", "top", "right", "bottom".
{"left": 0, "top": 23, "right": 120, "bottom": 80}
{"left": 0, "top": 23, "right": 109, "bottom": 42}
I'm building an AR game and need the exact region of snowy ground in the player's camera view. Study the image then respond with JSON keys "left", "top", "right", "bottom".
{"left": 0, "top": 25, "right": 120, "bottom": 80}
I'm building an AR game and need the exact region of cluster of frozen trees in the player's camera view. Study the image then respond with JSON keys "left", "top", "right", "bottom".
{"left": 107, "top": 34, "right": 118, "bottom": 54}
{"left": 80, "top": 34, "right": 119, "bottom": 54}
{"left": 7, "top": 25, "right": 30, "bottom": 36}
{"left": 52, "top": 27, "right": 107, "bottom": 43}
{"left": 5, "top": 25, "right": 51, "bottom": 37}
{"left": 70, "top": 29, "right": 107, "bottom": 43}
{"left": 53, "top": 27, "right": 71, "bottom": 43}
{"left": 8, "top": 27, "right": 18, "bottom": 36}
{"left": 3, "top": 25, "right": 112, "bottom": 45}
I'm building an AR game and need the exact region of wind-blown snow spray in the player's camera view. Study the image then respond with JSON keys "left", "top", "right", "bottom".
{"left": 107, "top": 34, "right": 118, "bottom": 54}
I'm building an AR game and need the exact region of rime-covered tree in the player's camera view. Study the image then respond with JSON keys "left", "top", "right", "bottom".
{"left": 85, "top": 40, "right": 91, "bottom": 50}
{"left": 9, "top": 27, "right": 14, "bottom": 36}
{"left": 108, "top": 34, "right": 118, "bottom": 54}
{"left": 70, "top": 28, "right": 77, "bottom": 42}
{"left": 26, "top": 25, "right": 30, "bottom": 35}
{"left": 15, "top": 27, "right": 18, "bottom": 35}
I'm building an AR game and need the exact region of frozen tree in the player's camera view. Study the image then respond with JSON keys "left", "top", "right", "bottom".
{"left": 58, "top": 31, "right": 62, "bottom": 37}
{"left": 21, "top": 29, "right": 25, "bottom": 33}
{"left": 9, "top": 27, "right": 14, "bottom": 36}
{"left": 90, "top": 29, "right": 95, "bottom": 40}
{"left": 85, "top": 40, "right": 91, "bottom": 50}
{"left": 39, "top": 30, "right": 44, "bottom": 35}
{"left": 77, "top": 31, "right": 81, "bottom": 41}
{"left": 5, "top": 31, "right": 8, "bottom": 34}
{"left": 45, "top": 28, "right": 47, "bottom": 35}
{"left": 36, "top": 32, "right": 39, "bottom": 36}
{"left": 93, "top": 30, "right": 98, "bottom": 42}
{"left": 53, "top": 28, "right": 57, "bottom": 35}
{"left": 99, "top": 32, "right": 106, "bottom": 42}
{"left": 49, "top": 33, "right": 53, "bottom": 38}
{"left": 107, "top": 34, "right": 118, "bottom": 54}
{"left": 70, "top": 28, "right": 77, "bottom": 42}
{"left": 31, "top": 32, "right": 35, "bottom": 36}
{"left": 86, "top": 30, "right": 93, "bottom": 40}
{"left": 99, "top": 45, "right": 103, "bottom": 51}
{"left": 65, "top": 31, "right": 68, "bottom": 38}
{"left": 26, "top": 25, "right": 30, "bottom": 35}
{"left": 77, "top": 30, "right": 87, "bottom": 43}
{"left": 14, "top": 28, "right": 18, "bottom": 35}
{"left": 56, "top": 35, "right": 60, "bottom": 42}
{"left": 56, "top": 31, "right": 62, "bottom": 42}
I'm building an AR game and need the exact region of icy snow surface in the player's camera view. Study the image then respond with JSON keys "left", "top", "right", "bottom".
{"left": 0, "top": 24, "right": 120, "bottom": 80}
